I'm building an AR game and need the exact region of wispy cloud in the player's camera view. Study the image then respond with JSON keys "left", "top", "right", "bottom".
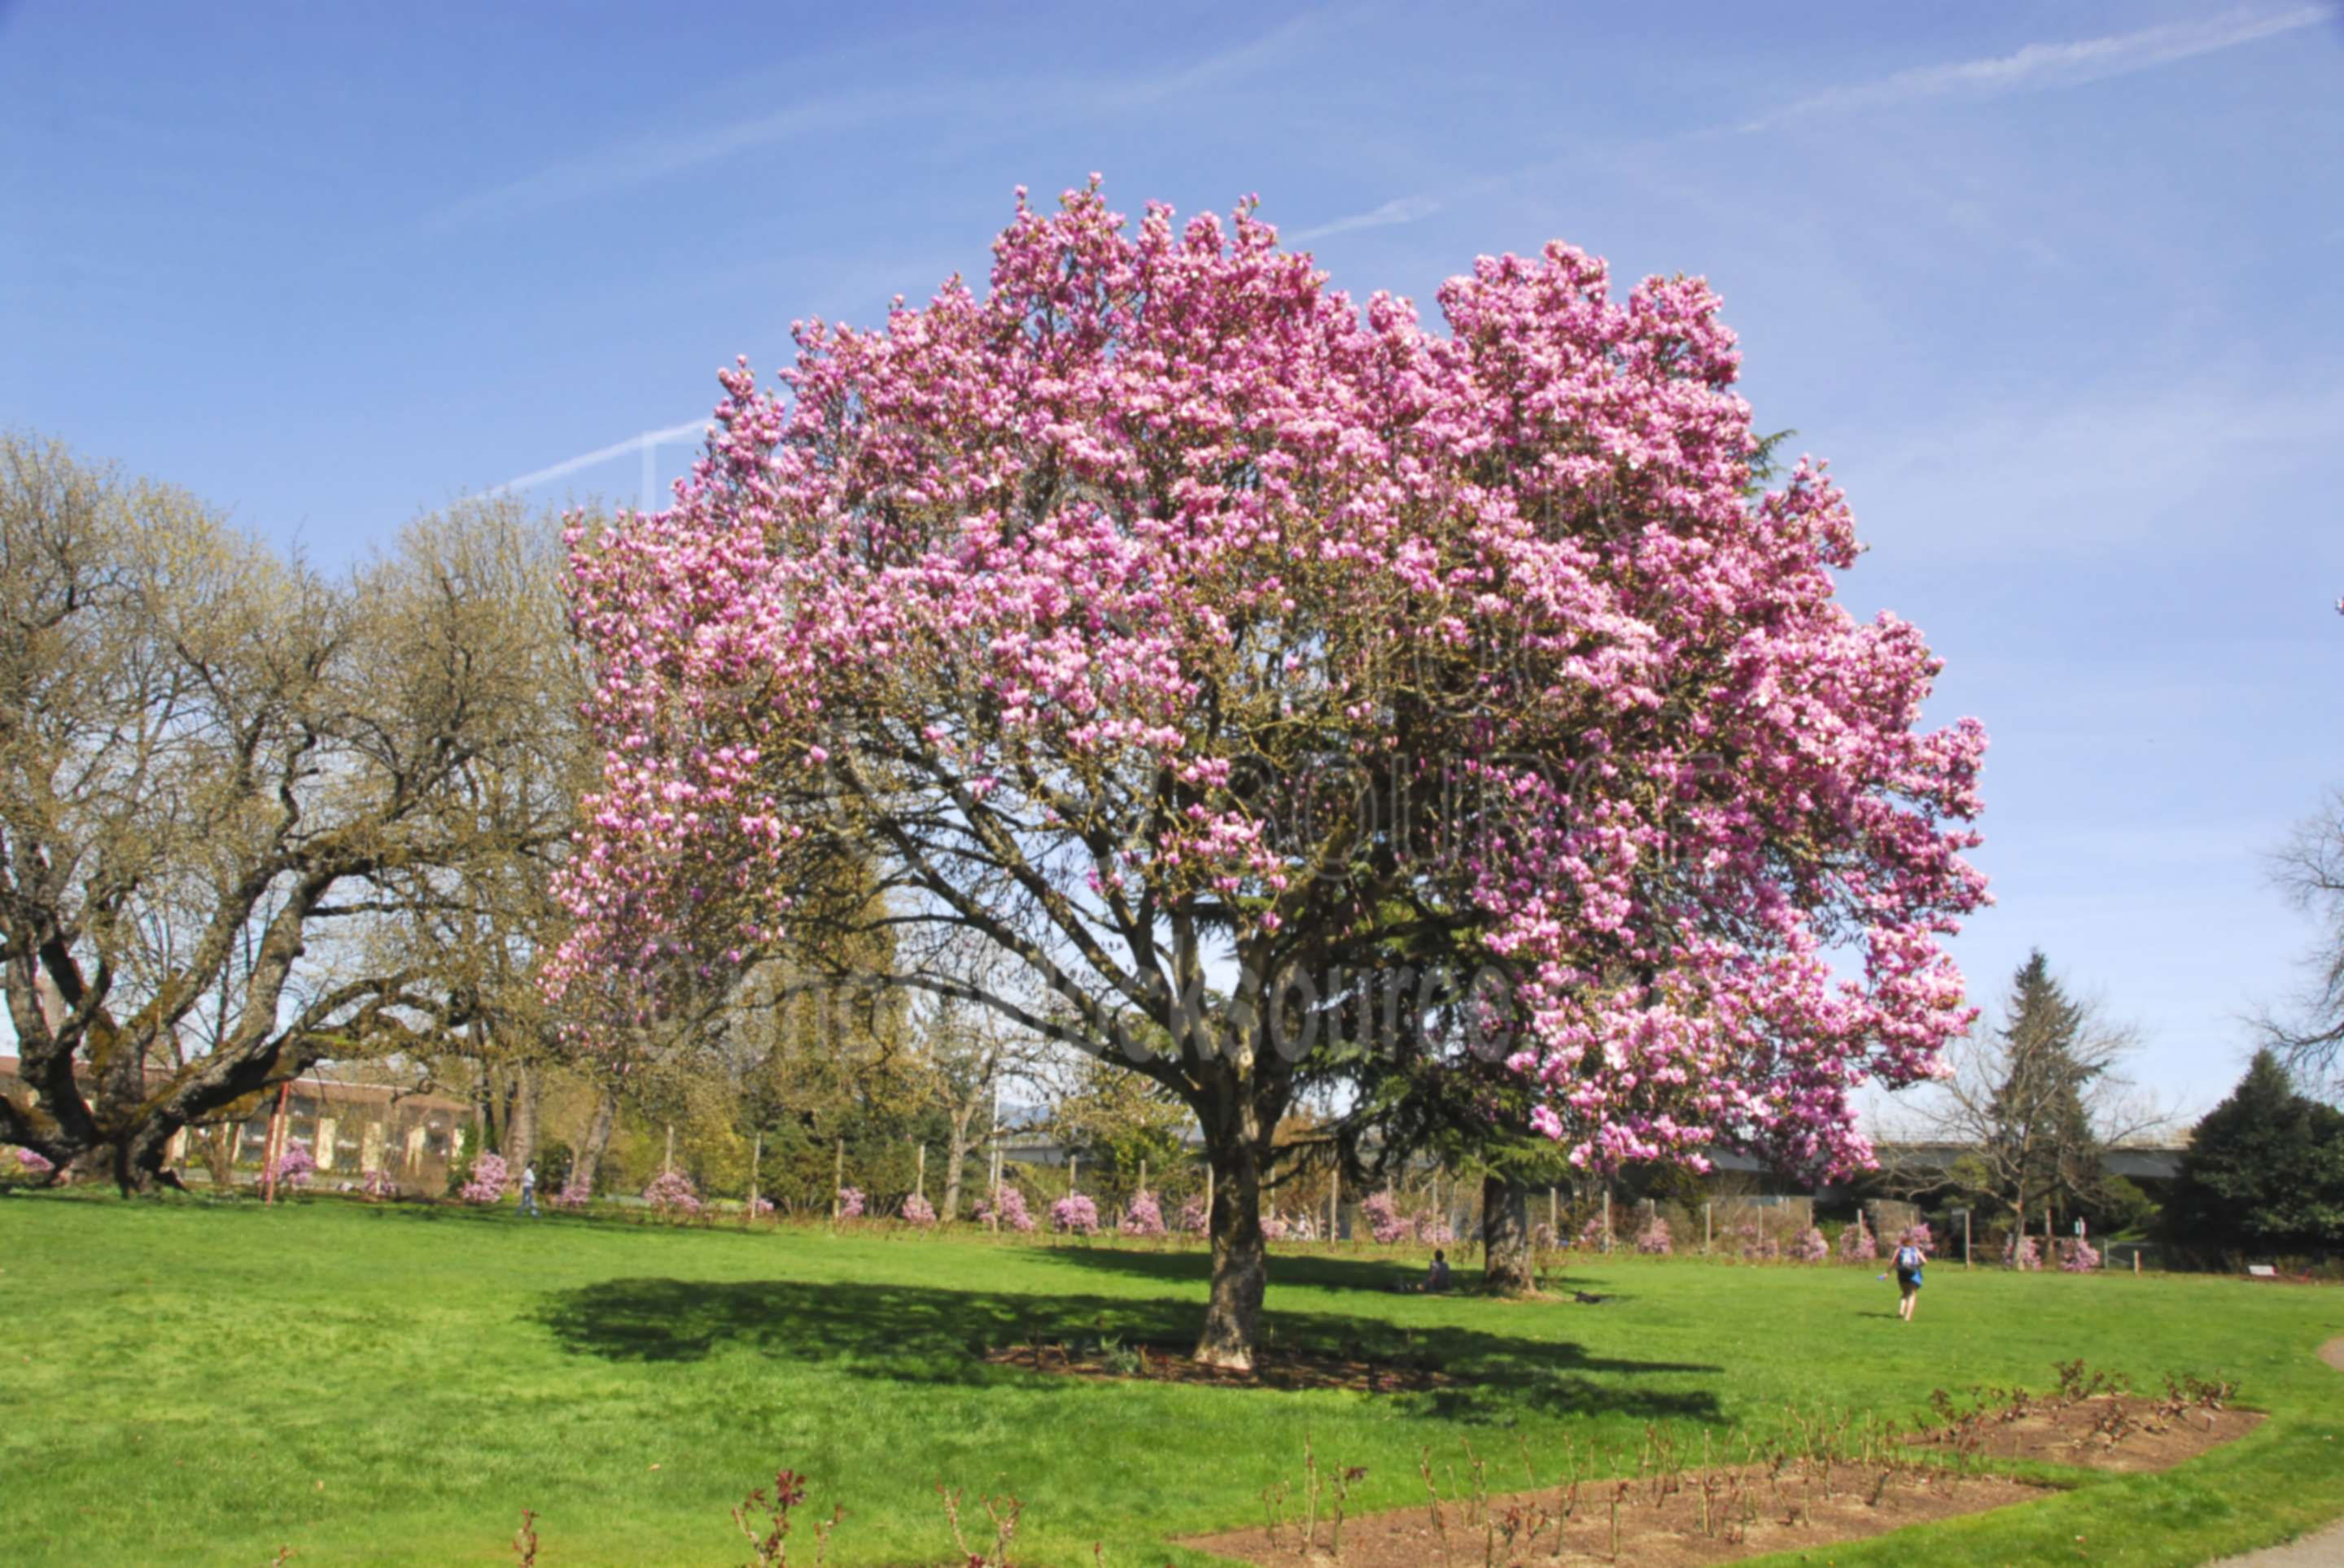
{"left": 1851, "top": 373, "right": 2344, "bottom": 559}
{"left": 1740, "top": 5, "right": 2334, "bottom": 133}
{"left": 490, "top": 418, "right": 708, "bottom": 497}
{"left": 425, "top": 94, "right": 924, "bottom": 232}
{"left": 426, "top": 14, "right": 1326, "bottom": 232}
{"left": 1286, "top": 194, "right": 1444, "bottom": 245}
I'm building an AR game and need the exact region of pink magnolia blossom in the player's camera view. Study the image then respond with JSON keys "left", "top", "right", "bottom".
{"left": 1838, "top": 1214, "right": 1877, "bottom": 1262}
{"left": 2059, "top": 1237, "right": 2100, "bottom": 1273}
{"left": 835, "top": 1185, "right": 865, "bottom": 1220}
{"left": 1792, "top": 1225, "right": 1830, "bottom": 1263}
{"left": 1051, "top": 1192, "right": 1100, "bottom": 1235}
{"left": 1634, "top": 1214, "right": 1673, "bottom": 1255}
{"left": 902, "top": 1192, "right": 937, "bottom": 1225}
{"left": 15, "top": 1147, "right": 56, "bottom": 1175}
{"left": 1176, "top": 1197, "right": 1208, "bottom": 1236}
{"left": 2004, "top": 1232, "right": 2041, "bottom": 1271}
{"left": 1262, "top": 1212, "right": 1292, "bottom": 1243}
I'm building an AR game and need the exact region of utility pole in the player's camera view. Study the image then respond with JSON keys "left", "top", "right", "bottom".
{"left": 261, "top": 1081, "right": 291, "bottom": 1206}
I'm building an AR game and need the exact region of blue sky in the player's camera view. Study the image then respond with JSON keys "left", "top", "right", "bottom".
{"left": 4, "top": 2, "right": 2339, "bottom": 1113}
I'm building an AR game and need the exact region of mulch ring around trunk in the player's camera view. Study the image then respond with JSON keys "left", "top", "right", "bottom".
{"left": 982, "top": 1339, "right": 1457, "bottom": 1393}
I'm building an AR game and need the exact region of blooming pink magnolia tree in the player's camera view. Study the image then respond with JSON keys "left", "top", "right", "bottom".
{"left": 552, "top": 182, "right": 1988, "bottom": 1369}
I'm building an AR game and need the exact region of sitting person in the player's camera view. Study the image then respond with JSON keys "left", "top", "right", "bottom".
{"left": 1424, "top": 1249, "right": 1452, "bottom": 1292}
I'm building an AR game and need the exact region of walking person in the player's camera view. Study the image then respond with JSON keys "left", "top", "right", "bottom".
{"left": 1891, "top": 1233, "right": 1925, "bottom": 1321}
{"left": 518, "top": 1163, "right": 539, "bottom": 1217}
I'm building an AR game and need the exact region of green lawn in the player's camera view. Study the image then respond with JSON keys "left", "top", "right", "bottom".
{"left": 2, "top": 1194, "right": 2338, "bottom": 1566}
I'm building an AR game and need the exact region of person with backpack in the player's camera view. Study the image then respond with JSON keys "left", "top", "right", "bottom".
{"left": 1891, "top": 1233, "right": 1926, "bottom": 1321}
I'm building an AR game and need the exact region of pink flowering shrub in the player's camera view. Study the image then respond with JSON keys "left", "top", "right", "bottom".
{"left": 991, "top": 1184, "right": 1034, "bottom": 1233}
{"left": 15, "top": 1147, "right": 56, "bottom": 1175}
{"left": 459, "top": 1152, "right": 509, "bottom": 1205}
{"left": 555, "top": 1174, "right": 593, "bottom": 1210}
{"left": 2004, "top": 1233, "right": 2041, "bottom": 1271}
{"left": 643, "top": 1169, "right": 702, "bottom": 1218}
{"left": 1123, "top": 1190, "right": 1165, "bottom": 1237}
{"left": 1051, "top": 1193, "right": 1100, "bottom": 1236}
{"left": 1734, "top": 1221, "right": 1781, "bottom": 1262}
{"left": 267, "top": 1138, "right": 317, "bottom": 1190}
{"left": 1839, "top": 1215, "right": 1877, "bottom": 1262}
{"left": 1262, "top": 1213, "right": 1291, "bottom": 1243}
{"left": 1578, "top": 1214, "right": 1612, "bottom": 1251}
{"left": 359, "top": 1168, "right": 396, "bottom": 1201}
{"left": 1415, "top": 1215, "right": 1454, "bottom": 1247}
{"left": 835, "top": 1186, "right": 865, "bottom": 1219}
{"left": 902, "top": 1192, "right": 937, "bottom": 1226}
{"left": 749, "top": 1194, "right": 776, "bottom": 1218}
{"left": 1176, "top": 1197, "right": 1208, "bottom": 1236}
{"left": 1902, "top": 1221, "right": 1935, "bottom": 1253}
{"left": 1361, "top": 1191, "right": 1409, "bottom": 1245}
{"left": 1634, "top": 1215, "right": 1673, "bottom": 1255}
{"left": 1792, "top": 1225, "right": 1830, "bottom": 1264}
{"left": 2060, "top": 1237, "right": 2101, "bottom": 1273}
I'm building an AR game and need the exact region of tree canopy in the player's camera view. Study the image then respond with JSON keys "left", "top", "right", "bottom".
{"left": 2167, "top": 1049, "right": 2344, "bottom": 1253}
{"left": 552, "top": 182, "right": 1990, "bottom": 1364}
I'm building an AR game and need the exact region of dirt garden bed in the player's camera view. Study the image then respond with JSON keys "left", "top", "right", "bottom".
{"left": 1909, "top": 1365, "right": 2261, "bottom": 1472}
{"left": 1177, "top": 1365, "right": 2254, "bottom": 1567}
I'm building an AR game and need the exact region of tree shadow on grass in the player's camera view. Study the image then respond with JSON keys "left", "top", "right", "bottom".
{"left": 532, "top": 1275, "right": 1721, "bottom": 1424}
{"left": 1036, "top": 1242, "right": 1625, "bottom": 1301}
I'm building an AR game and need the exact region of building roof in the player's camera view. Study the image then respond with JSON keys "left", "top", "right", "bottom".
{"left": 0, "top": 1056, "right": 470, "bottom": 1116}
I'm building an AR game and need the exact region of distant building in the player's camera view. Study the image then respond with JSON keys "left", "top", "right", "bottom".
{"left": 1, "top": 1056, "right": 470, "bottom": 1189}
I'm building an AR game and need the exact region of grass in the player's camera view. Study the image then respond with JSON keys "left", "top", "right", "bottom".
{"left": 2, "top": 1193, "right": 2339, "bottom": 1566}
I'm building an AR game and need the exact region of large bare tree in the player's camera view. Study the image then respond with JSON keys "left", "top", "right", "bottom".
{"left": 2262, "top": 788, "right": 2344, "bottom": 1098}
{"left": 0, "top": 437, "right": 571, "bottom": 1191}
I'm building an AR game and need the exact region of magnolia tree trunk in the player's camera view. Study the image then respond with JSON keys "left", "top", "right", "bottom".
{"left": 1197, "top": 1134, "right": 1270, "bottom": 1369}
{"left": 1190, "top": 1049, "right": 1285, "bottom": 1370}
{"left": 1482, "top": 1174, "right": 1537, "bottom": 1295}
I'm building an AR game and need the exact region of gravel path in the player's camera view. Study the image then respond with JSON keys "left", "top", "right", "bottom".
{"left": 2206, "top": 1338, "right": 2344, "bottom": 1566}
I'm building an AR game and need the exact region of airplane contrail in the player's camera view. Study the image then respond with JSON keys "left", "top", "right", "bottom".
{"left": 491, "top": 417, "right": 710, "bottom": 505}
